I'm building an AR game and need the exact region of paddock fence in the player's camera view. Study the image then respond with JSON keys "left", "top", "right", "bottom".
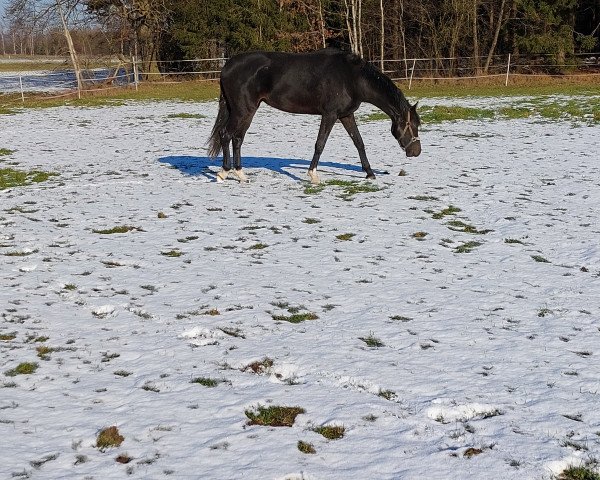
{"left": 1, "top": 52, "right": 600, "bottom": 105}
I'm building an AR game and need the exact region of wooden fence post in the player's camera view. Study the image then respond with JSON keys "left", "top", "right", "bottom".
{"left": 505, "top": 53, "right": 511, "bottom": 86}
{"left": 132, "top": 57, "right": 139, "bottom": 91}
{"left": 408, "top": 58, "right": 416, "bottom": 90}
{"left": 19, "top": 75, "right": 24, "bottom": 103}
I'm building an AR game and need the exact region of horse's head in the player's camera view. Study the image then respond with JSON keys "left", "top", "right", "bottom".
{"left": 392, "top": 103, "right": 421, "bottom": 157}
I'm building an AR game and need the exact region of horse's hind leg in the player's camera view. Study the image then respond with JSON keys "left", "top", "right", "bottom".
{"left": 232, "top": 134, "right": 248, "bottom": 182}
{"left": 217, "top": 131, "right": 232, "bottom": 182}
{"left": 216, "top": 92, "right": 257, "bottom": 182}
{"left": 340, "top": 114, "right": 375, "bottom": 179}
{"left": 308, "top": 114, "right": 337, "bottom": 184}
{"left": 231, "top": 110, "right": 257, "bottom": 183}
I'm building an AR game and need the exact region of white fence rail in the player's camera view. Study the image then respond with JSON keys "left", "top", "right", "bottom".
{"left": 1, "top": 53, "right": 600, "bottom": 102}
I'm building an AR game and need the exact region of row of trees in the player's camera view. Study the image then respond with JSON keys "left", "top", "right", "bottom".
{"left": 1, "top": 0, "right": 599, "bottom": 75}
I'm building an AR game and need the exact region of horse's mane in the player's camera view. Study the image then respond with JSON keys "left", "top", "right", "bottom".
{"left": 352, "top": 54, "right": 411, "bottom": 115}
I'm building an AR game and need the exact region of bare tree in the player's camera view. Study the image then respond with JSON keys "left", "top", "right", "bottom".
{"left": 343, "top": 0, "right": 362, "bottom": 55}
{"left": 483, "top": 0, "right": 508, "bottom": 73}
{"left": 6, "top": 0, "right": 84, "bottom": 89}
{"left": 86, "top": 0, "right": 169, "bottom": 76}
{"left": 379, "top": 0, "right": 384, "bottom": 69}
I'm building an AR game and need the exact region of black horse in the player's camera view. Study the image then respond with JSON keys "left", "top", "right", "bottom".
{"left": 208, "top": 48, "right": 421, "bottom": 183}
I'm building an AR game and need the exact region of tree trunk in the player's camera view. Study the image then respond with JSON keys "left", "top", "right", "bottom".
{"left": 379, "top": 0, "right": 384, "bottom": 70}
{"left": 472, "top": 0, "right": 480, "bottom": 75}
{"left": 343, "top": 0, "right": 356, "bottom": 53}
{"left": 318, "top": 0, "right": 326, "bottom": 48}
{"left": 57, "top": 1, "right": 83, "bottom": 95}
{"left": 484, "top": 0, "right": 507, "bottom": 74}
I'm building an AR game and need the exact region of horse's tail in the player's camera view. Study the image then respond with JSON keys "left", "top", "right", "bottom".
{"left": 207, "top": 92, "right": 229, "bottom": 159}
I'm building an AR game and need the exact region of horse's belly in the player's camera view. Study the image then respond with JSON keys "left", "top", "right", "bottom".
{"left": 263, "top": 96, "right": 321, "bottom": 115}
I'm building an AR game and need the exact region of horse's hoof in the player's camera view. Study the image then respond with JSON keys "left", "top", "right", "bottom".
{"left": 366, "top": 174, "right": 376, "bottom": 180}
{"left": 308, "top": 169, "right": 320, "bottom": 185}
{"left": 233, "top": 169, "right": 249, "bottom": 183}
{"left": 216, "top": 169, "right": 229, "bottom": 182}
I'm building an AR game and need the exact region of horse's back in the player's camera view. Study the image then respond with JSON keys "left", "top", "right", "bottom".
{"left": 220, "top": 49, "right": 361, "bottom": 115}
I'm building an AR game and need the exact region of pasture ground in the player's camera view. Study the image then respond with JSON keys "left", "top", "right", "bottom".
{"left": 1, "top": 96, "right": 600, "bottom": 479}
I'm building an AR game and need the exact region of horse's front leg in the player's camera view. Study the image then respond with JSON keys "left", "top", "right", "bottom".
{"left": 340, "top": 114, "right": 375, "bottom": 180}
{"left": 308, "top": 114, "right": 337, "bottom": 184}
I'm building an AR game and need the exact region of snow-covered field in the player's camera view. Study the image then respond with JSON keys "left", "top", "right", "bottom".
{"left": 1, "top": 97, "right": 600, "bottom": 479}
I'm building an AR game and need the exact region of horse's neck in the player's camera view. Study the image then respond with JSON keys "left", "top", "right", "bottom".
{"left": 358, "top": 76, "right": 405, "bottom": 119}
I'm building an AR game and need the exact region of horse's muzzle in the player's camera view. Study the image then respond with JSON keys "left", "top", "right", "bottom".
{"left": 405, "top": 141, "right": 422, "bottom": 157}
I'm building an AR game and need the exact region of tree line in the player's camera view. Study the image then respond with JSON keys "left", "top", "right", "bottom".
{"left": 2, "top": 0, "right": 599, "bottom": 76}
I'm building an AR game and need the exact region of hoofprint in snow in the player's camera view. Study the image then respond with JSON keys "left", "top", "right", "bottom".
{"left": 1, "top": 97, "right": 599, "bottom": 479}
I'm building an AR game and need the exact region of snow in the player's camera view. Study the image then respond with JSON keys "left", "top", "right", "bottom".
{"left": 1, "top": 96, "right": 600, "bottom": 479}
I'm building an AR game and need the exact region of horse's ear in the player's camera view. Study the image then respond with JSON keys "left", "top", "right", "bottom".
{"left": 411, "top": 101, "right": 419, "bottom": 110}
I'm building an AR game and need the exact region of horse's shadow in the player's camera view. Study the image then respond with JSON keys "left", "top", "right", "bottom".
{"left": 158, "top": 156, "right": 388, "bottom": 182}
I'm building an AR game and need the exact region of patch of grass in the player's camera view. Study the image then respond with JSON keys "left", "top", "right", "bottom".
{"left": 336, "top": 233, "right": 355, "bottom": 241}
{"left": 364, "top": 105, "right": 495, "bottom": 123}
{"left": 407, "top": 195, "right": 439, "bottom": 201}
{"left": 243, "top": 358, "right": 274, "bottom": 374}
{"left": 190, "top": 377, "right": 222, "bottom": 387}
{"left": 63, "top": 283, "right": 77, "bottom": 291}
{"left": 432, "top": 205, "right": 461, "bottom": 219}
{"left": 0, "top": 168, "right": 58, "bottom": 190}
{"left": 5, "top": 362, "right": 38, "bottom": 376}
{"left": 303, "top": 179, "right": 380, "bottom": 198}
{"left": 177, "top": 235, "right": 200, "bottom": 243}
{"left": 114, "top": 370, "right": 132, "bottom": 377}
{"left": 297, "top": 440, "right": 316, "bottom": 454}
{"left": 313, "top": 424, "right": 345, "bottom": 440}
{"left": 0, "top": 333, "right": 17, "bottom": 341}
{"left": 248, "top": 243, "right": 268, "bottom": 250}
{"left": 558, "top": 465, "right": 600, "bottom": 480}
{"left": 378, "top": 389, "right": 397, "bottom": 401}
{"left": 413, "top": 231, "right": 428, "bottom": 240}
{"left": 447, "top": 220, "right": 492, "bottom": 234}
{"left": 498, "top": 106, "right": 535, "bottom": 119}
{"left": 269, "top": 302, "right": 318, "bottom": 323}
{"left": 531, "top": 254, "right": 550, "bottom": 263}
{"left": 0, "top": 107, "right": 17, "bottom": 115}
{"left": 304, "top": 183, "right": 326, "bottom": 195}
{"left": 302, "top": 217, "right": 321, "bottom": 224}
{"left": 93, "top": 225, "right": 142, "bottom": 234}
{"left": 505, "top": 238, "right": 525, "bottom": 244}
{"left": 390, "top": 315, "right": 412, "bottom": 322}
{"left": 3, "top": 248, "right": 38, "bottom": 257}
{"left": 36, "top": 345, "right": 57, "bottom": 360}
{"left": 561, "top": 439, "right": 589, "bottom": 451}
{"left": 423, "top": 105, "right": 496, "bottom": 123}
{"left": 359, "top": 333, "right": 385, "bottom": 348}
{"left": 219, "top": 327, "right": 245, "bottom": 338}
{"left": 245, "top": 405, "right": 305, "bottom": 427}
{"left": 271, "top": 312, "right": 319, "bottom": 323}
{"left": 141, "top": 382, "right": 160, "bottom": 392}
{"left": 325, "top": 179, "right": 381, "bottom": 199}
{"left": 96, "top": 426, "right": 124, "bottom": 451}
{"left": 454, "top": 241, "right": 482, "bottom": 253}
{"left": 167, "top": 112, "right": 205, "bottom": 119}
{"left": 464, "top": 447, "right": 484, "bottom": 458}
{"left": 161, "top": 249, "right": 183, "bottom": 257}
{"left": 0, "top": 148, "right": 15, "bottom": 156}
